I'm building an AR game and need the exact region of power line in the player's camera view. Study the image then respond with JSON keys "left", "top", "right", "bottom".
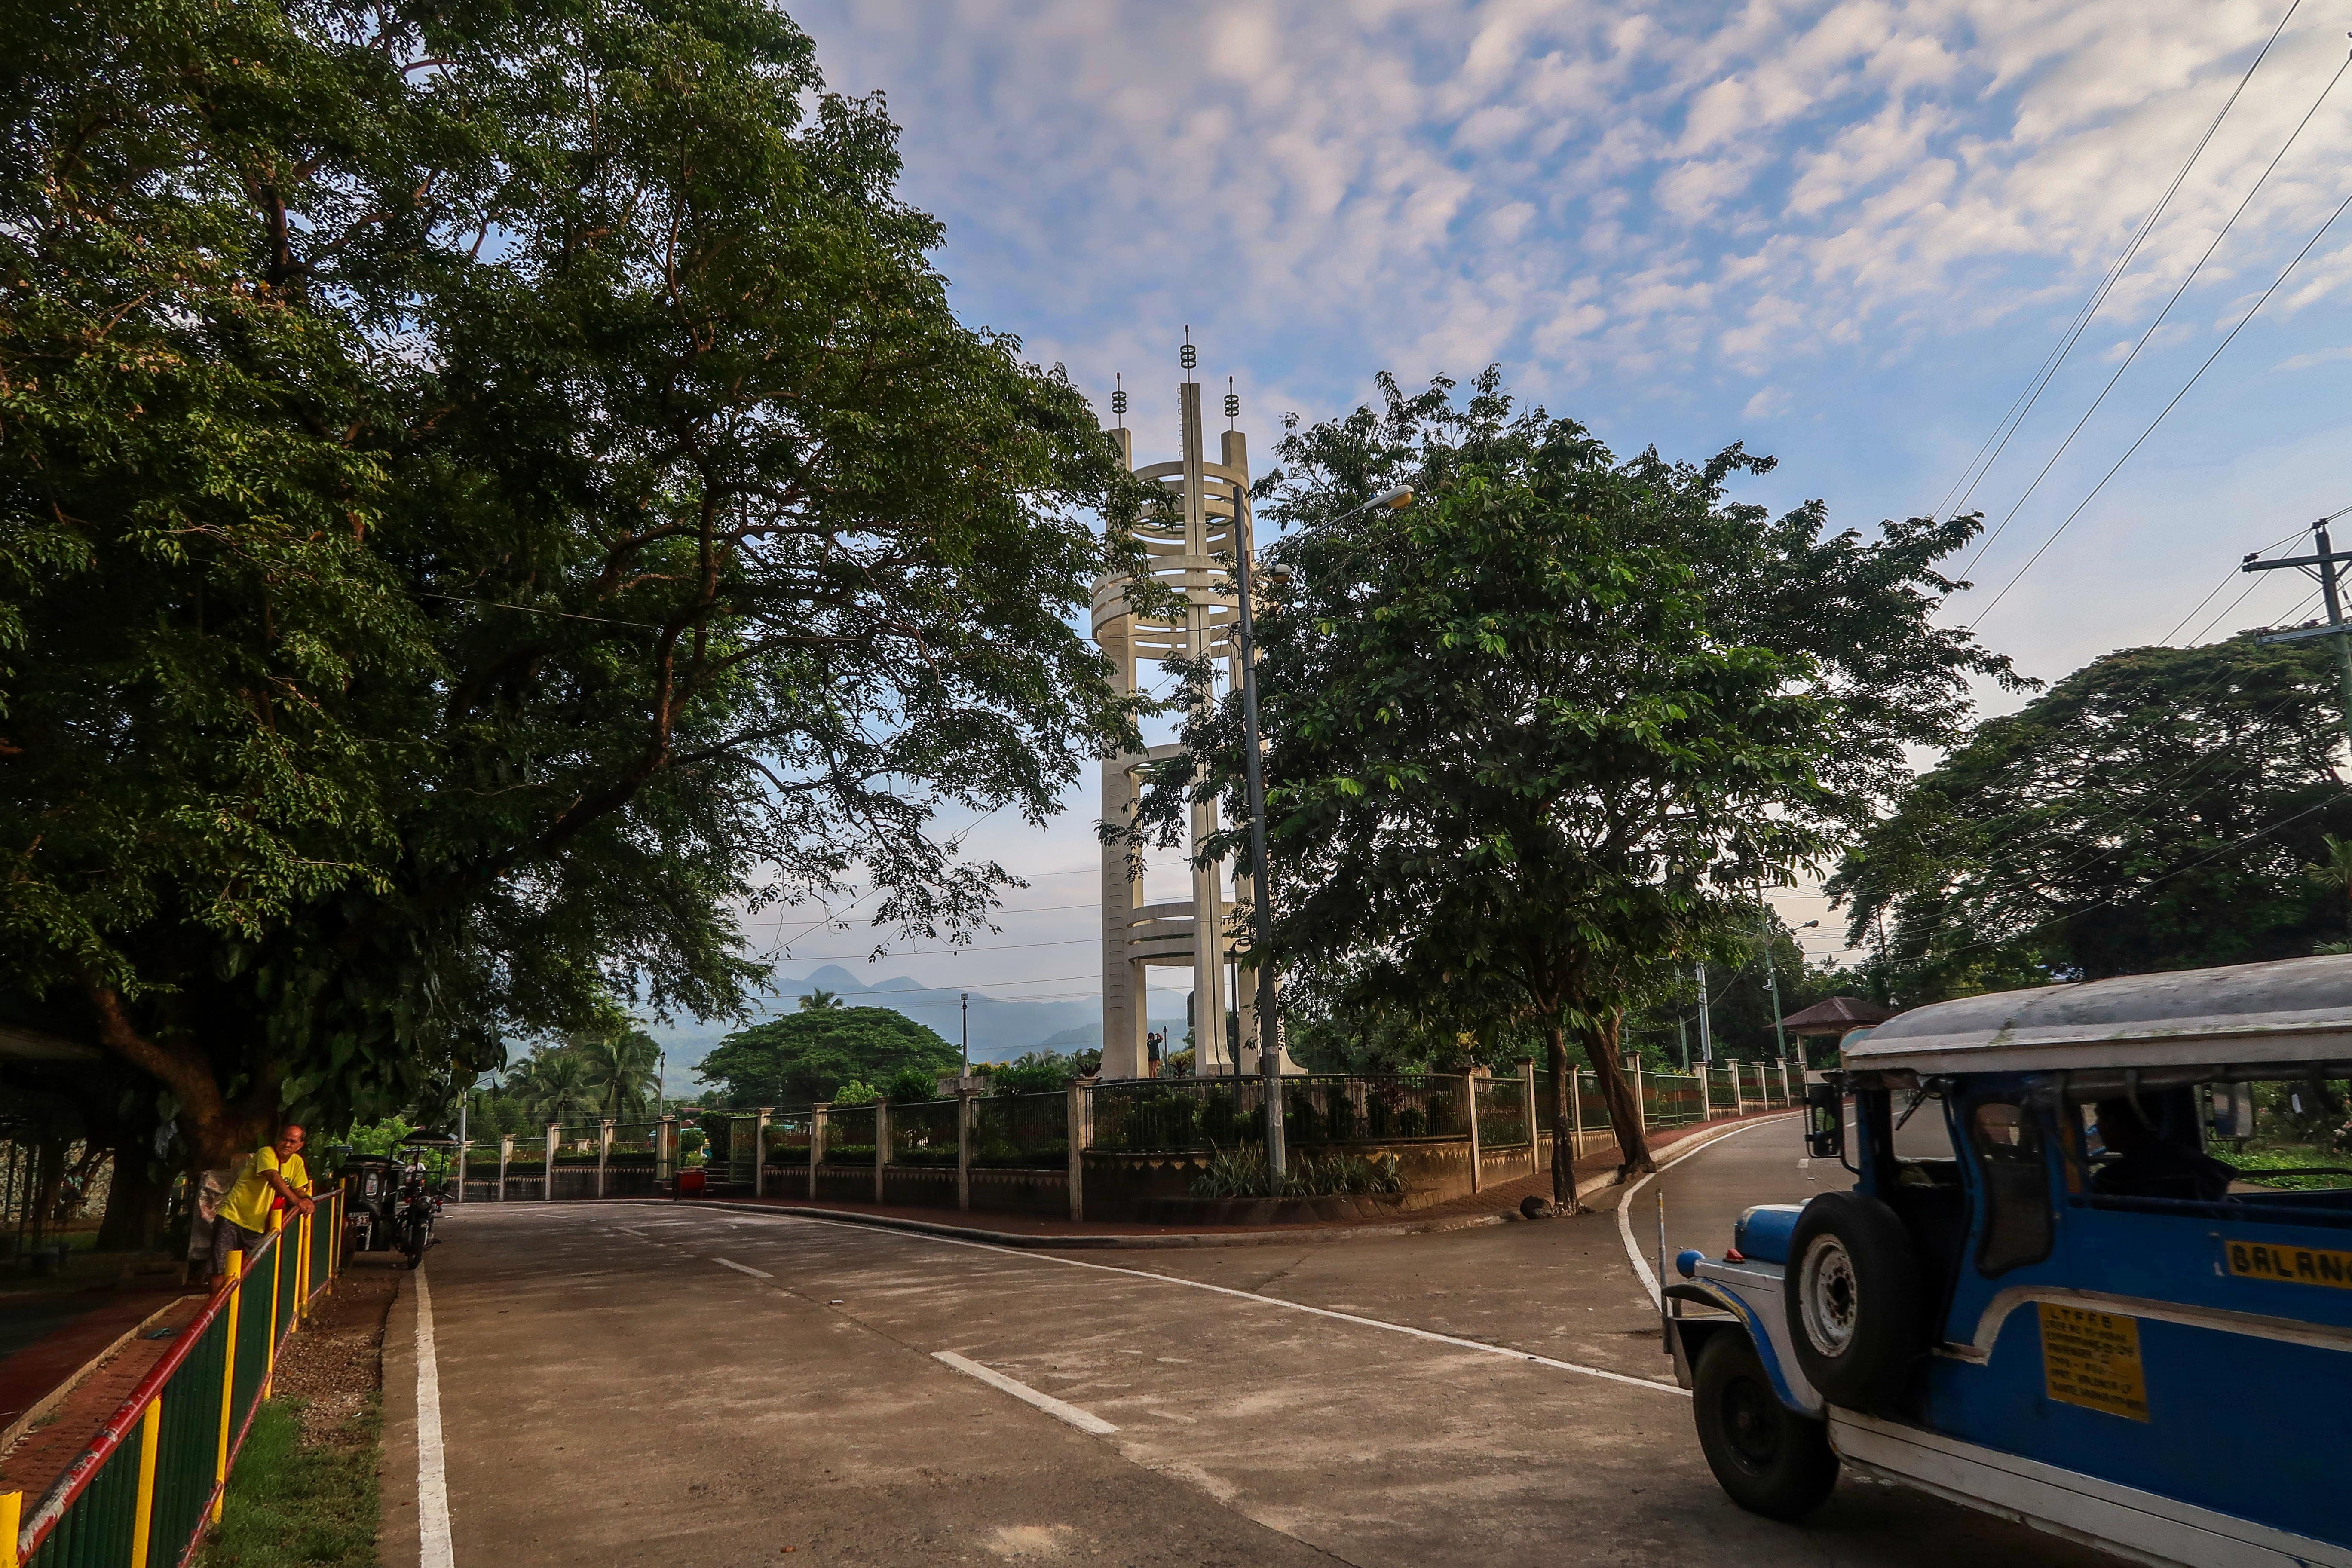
{"left": 1959, "top": 48, "right": 2350, "bottom": 584}
{"left": 1969, "top": 180, "right": 2352, "bottom": 629}
{"left": 1929, "top": 0, "right": 2302, "bottom": 527}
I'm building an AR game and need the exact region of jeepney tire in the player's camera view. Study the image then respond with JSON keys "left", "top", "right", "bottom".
{"left": 1784, "top": 1190, "right": 1924, "bottom": 1413}
{"left": 1692, "top": 1331, "right": 1839, "bottom": 1521}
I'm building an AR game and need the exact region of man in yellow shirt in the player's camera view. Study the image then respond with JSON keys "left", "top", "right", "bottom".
{"left": 211, "top": 1124, "right": 315, "bottom": 1282}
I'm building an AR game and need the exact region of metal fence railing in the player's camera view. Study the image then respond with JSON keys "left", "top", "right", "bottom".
{"left": 971, "top": 1092, "right": 1067, "bottom": 1169}
{"left": 891, "top": 1100, "right": 959, "bottom": 1167}
{"left": 8, "top": 1187, "right": 345, "bottom": 1568}
{"left": 824, "top": 1106, "right": 877, "bottom": 1166}
{"left": 1472, "top": 1075, "right": 1531, "bottom": 1148}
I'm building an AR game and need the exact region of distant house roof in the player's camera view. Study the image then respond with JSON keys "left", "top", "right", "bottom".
{"left": 1777, "top": 996, "right": 1897, "bottom": 1034}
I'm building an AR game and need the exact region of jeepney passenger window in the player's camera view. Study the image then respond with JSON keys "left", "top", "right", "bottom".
{"left": 1971, "top": 1101, "right": 2053, "bottom": 1275}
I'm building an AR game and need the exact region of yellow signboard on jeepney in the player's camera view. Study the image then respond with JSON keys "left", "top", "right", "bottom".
{"left": 2038, "top": 1302, "right": 2149, "bottom": 1422}
{"left": 2226, "top": 1240, "right": 2352, "bottom": 1289}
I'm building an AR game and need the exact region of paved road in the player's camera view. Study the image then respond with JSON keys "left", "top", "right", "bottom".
{"left": 399, "top": 1130, "right": 2112, "bottom": 1568}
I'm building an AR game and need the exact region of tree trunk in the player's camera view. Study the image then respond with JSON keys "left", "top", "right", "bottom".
{"left": 86, "top": 984, "right": 269, "bottom": 1169}
{"left": 96, "top": 1133, "right": 168, "bottom": 1252}
{"left": 1580, "top": 1010, "right": 1654, "bottom": 1177}
{"left": 1544, "top": 1022, "right": 1583, "bottom": 1213}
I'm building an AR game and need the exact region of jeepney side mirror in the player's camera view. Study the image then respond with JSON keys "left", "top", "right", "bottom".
{"left": 1804, "top": 1082, "right": 1844, "bottom": 1161}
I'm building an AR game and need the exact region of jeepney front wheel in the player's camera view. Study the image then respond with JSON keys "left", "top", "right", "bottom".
{"left": 1785, "top": 1190, "right": 1923, "bottom": 1412}
{"left": 1693, "top": 1331, "right": 1839, "bottom": 1520}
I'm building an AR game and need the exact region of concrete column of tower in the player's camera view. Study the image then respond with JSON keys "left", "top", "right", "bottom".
{"left": 1096, "top": 425, "right": 1149, "bottom": 1082}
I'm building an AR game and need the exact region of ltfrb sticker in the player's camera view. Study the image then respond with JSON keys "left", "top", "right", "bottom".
{"left": 2226, "top": 1240, "right": 2352, "bottom": 1289}
{"left": 2038, "top": 1302, "right": 2150, "bottom": 1422}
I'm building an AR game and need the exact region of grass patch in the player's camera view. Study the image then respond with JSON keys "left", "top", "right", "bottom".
{"left": 200, "top": 1395, "right": 380, "bottom": 1568}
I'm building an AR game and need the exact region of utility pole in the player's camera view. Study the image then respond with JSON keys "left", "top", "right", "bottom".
{"left": 1233, "top": 475, "right": 1286, "bottom": 1183}
{"left": 1694, "top": 962, "right": 1715, "bottom": 1064}
{"left": 961, "top": 992, "right": 970, "bottom": 1080}
{"left": 657, "top": 1050, "right": 668, "bottom": 1119}
{"left": 2244, "top": 518, "right": 2352, "bottom": 756}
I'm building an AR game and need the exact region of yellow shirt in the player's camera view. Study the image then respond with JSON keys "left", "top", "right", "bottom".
{"left": 217, "top": 1147, "right": 309, "bottom": 1233}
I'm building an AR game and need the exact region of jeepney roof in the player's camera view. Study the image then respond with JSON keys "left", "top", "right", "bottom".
{"left": 1843, "top": 953, "right": 2352, "bottom": 1075}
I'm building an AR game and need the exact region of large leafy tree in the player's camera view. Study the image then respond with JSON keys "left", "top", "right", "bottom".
{"left": 1831, "top": 637, "right": 2352, "bottom": 998}
{"left": 696, "top": 1007, "right": 957, "bottom": 1108}
{"left": 1139, "top": 372, "right": 2015, "bottom": 1196}
{"left": 1, "top": 2, "right": 1142, "bottom": 1167}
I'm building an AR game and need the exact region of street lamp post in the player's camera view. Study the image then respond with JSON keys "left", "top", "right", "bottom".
{"left": 961, "top": 991, "right": 970, "bottom": 1080}
{"left": 1232, "top": 481, "right": 1410, "bottom": 1183}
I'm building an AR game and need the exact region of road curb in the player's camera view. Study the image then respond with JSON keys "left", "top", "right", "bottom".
{"left": 377, "top": 1269, "right": 420, "bottom": 1568}
{"left": 667, "top": 1199, "right": 1510, "bottom": 1249}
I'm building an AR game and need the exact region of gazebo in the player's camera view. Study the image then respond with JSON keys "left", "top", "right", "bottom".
{"left": 1776, "top": 995, "right": 1897, "bottom": 1069}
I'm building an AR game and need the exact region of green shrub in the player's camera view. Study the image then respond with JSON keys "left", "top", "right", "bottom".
{"left": 1188, "top": 1147, "right": 1404, "bottom": 1199}
{"left": 831, "top": 1078, "right": 879, "bottom": 1105}
{"left": 887, "top": 1066, "right": 943, "bottom": 1103}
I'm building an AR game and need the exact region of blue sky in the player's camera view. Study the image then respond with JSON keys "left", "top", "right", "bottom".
{"left": 716, "top": 1, "right": 2352, "bottom": 1026}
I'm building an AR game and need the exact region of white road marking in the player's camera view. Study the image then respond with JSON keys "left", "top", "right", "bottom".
{"left": 713, "top": 1256, "right": 772, "bottom": 1279}
{"left": 415, "top": 1268, "right": 456, "bottom": 1568}
{"left": 933, "top": 1351, "right": 1120, "bottom": 1434}
{"left": 1618, "top": 1113, "right": 1801, "bottom": 1308}
{"left": 696, "top": 1208, "right": 1687, "bottom": 1397}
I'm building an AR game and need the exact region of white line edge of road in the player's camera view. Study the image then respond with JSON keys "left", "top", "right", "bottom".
{"left": 1617, "top": 1112, "right": 1801, "bottom": 1310}
{"left": 933, "top": 1350, "right": 1121, "bottom": 1435}
{"left": 703, "top": 1206, "right": 1690, "bottom": 1399}
{"left": 414, "top": 1268, "right": 456, "bottom": 1568}
{"left": 713, "top": 1256, "right": 773, "bottom": 1279}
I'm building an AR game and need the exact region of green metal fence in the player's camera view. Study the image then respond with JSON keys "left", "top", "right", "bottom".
{"left": 9, "top": 1187, "right": 344, "bottom": 1568}
{"left": 1471, "top": 1075, "right": 1532, "bottom": 1148}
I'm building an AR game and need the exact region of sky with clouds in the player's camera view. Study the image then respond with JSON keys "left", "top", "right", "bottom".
{"left": 720, "top": 0, "right": 2352, "bottom": 1026}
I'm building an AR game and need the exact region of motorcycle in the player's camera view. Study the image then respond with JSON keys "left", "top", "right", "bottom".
{"left": 393, "top": 1161, "right": 442, "bottom": 1269}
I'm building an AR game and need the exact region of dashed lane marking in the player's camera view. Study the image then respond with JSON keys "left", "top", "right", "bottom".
{"left": 933, "top": 1351, "right": 1120, "bottom": 1435}
{"left": 713, "top": 1256, "right": 773, "bottom": 1279}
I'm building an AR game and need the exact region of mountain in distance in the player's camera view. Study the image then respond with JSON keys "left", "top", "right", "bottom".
{"left": 640, "top": 965, "right": 1184, "bottom": 1096}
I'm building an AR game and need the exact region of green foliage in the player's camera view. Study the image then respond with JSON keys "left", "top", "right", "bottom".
{"left": 344, "top": 1118, "right": 414, "bottom": 1158}
{"left": 1137, "top": 369, "right": 2012, "bottom": 1171}
{"left": 199, "top": 1395, "right": 379, "bottom": 1568}
{"left": 830, "top": 1079, "right": 879, "bottom": 1106}
{"left": 1190, "top": 1146, "right": 1405, "bottom": 1199}
{"left": 1831, "top": 637, "right": 2351, "bottom": 1000}
{"left": 989, "top": 1050, "right": 1080, "bottom": 1094}
{"left": 698, "top": 1007, "right": 956, "bottom": 1107}
{"left": 0, "top": 0, "right": 1148, "bottom": 1164}
{"left": 886, "top": 1066, "right": 944, "bottom": 1102}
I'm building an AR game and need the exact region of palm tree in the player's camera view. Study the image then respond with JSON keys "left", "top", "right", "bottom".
{"left": 800, "top": 987, "right": 846, "bottom": 1011}
{"left": 521, "top": 1050, "right": 598, "bottom": 1130}
{"left": 577, "top": 1031, "right": 662, "bottom": 1120}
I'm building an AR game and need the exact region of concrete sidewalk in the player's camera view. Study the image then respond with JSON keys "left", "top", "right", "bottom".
{"left": 653, "top": 1109, "right": 1797, "bottom": 1249}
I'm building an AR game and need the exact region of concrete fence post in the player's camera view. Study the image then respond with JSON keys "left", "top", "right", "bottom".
{"left": 498, "top": 1133, "right": 511, "bottom": 1203}
{"left": 1521, "top": 1058, "right": 1539, "bottom": 1178}
{"left": 1629, "top": 1056, "right": 1647, "bottom": 1136}
{"left": 754, "top": 1106, "right": 773, "bottom": 1198}
{"left": 1780, "top": 1060, "right": 1792, "bottom": 1106}
{"left": 1464, "top": 1069, "right": 1484, "bottom": 1194}
{"left": 812, "top": 1105, "right": 830, "bottom": 1200}
{"left": 1568, "top": 1069, "right": 1583, "bottom": 1161}
{"left": 1066, "top": 1082, "right": 1087, "bottom": 1222}
{"left": 597, "top": 1119, "right": 613, "bottom": 1199}
{"left": 957, "top": 1092, "right": 973, "bottom": 1213}
{"left": 544, "top": 1123, "right": 558, "bottom": 1201}
{"left": 457, "top": 1140, "right": 470, "bottom": 1205}
{"left": 873, "top": 1099, "right": 890, "bottom": 1204}
{"left": 657, "top": 1116, "right": 676, "bottom": 1189}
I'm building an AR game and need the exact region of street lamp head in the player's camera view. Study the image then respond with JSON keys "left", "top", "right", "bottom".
{"left": 1800, "top": 920, "right": 1819, "bottom": 929}
{"left": 1373, "top": 487, "right": 1413, "bottom": 511}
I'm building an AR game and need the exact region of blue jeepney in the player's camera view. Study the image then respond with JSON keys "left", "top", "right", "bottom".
{"left": 1666, "top": 955, "right": 2352, "bottom": 1566}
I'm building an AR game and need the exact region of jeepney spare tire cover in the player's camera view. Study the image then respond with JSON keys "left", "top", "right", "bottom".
{"left": 1784, "top": 1190, "right": 1924, "bottom": 1412}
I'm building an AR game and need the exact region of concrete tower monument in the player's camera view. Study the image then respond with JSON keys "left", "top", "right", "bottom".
{"left": 1092, "top": 341, "right": 1286, "bottom": 1081}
